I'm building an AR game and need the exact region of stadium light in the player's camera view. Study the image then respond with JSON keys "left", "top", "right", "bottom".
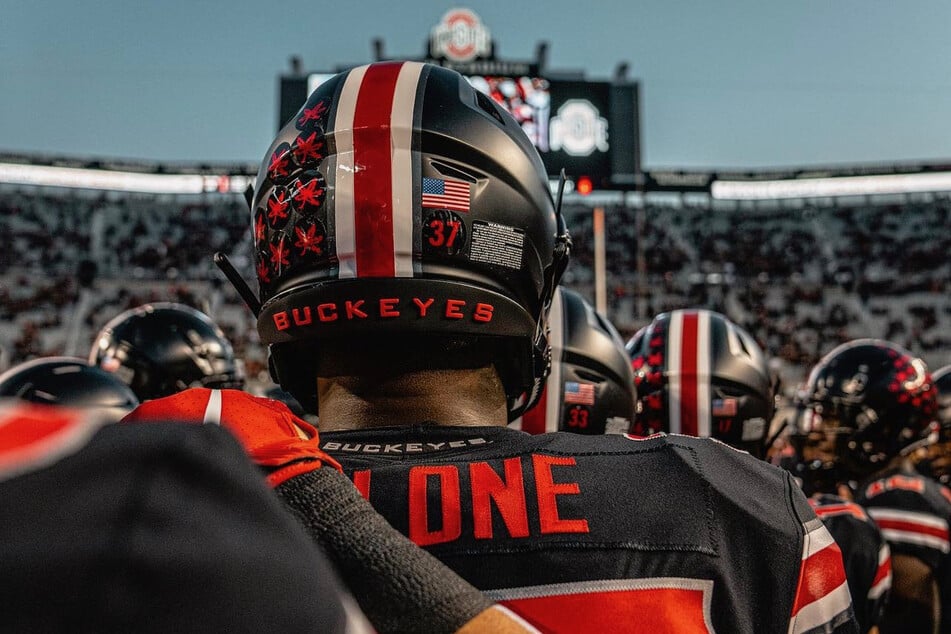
{"left": 0, "top": 162, "right": 252, "bottom": 194}
{"left": 711, "top": 171, "right": 951, "bottom": 200}
{"left": 576, "top": 175, "right": 594, "bottom": 196}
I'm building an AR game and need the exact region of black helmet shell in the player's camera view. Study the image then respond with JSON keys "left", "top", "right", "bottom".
{"left": 626, "top": 309, "right": 774, "bottom": 458}
{"left": 251, "top": 62, "right": 568, "bottom": 417}
{"left": 0, "top": 357, "right": 139, "bottom": 423}
{"left": 90, "top": 303, "right": 244, "bottom": 401}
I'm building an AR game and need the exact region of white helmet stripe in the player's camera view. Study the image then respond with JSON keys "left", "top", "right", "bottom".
{"left": 390, "top": 62, "right": 424, "bottom": 277}
{"left": 331, "top": 65, "right": 367, "bottom": 279}
{"left": 667, "top": 311, "right": 684, "bottom": 435}
{"left": 544, "top": 288, "right": 565, "bottom": 433}
{"left": 696, "top": 309, "right": 712, "bottom": 439}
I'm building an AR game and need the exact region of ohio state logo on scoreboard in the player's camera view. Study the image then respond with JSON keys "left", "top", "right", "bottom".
{"left": 430, "top": 8, "right": 491, "bottom": 62}
{"left": 549, "top": 100, "right": 610, "bottom": 157}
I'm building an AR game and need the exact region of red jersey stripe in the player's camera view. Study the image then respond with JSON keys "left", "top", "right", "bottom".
{"left": 791, "top": 522, "right": 849, "bottom": 621}
{"left": 873, "top": 517, "right": 949, "bottom": 541}
{"left": 811, "top": 502, "right": 868, "bottom": 521}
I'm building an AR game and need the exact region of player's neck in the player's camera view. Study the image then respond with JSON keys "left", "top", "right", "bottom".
{"left": 316, "top": 366, "right": 508, "bottom": 431}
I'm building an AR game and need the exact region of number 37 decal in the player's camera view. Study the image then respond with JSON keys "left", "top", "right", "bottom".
{"left": 423, "top": 210, "right": 467, "bottom": 256}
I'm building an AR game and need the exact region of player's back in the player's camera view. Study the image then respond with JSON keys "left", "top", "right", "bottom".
{"left": 856, "top": 468, "right": 951, "bottom": 632}
{"left": 323, "top": 425, "right": 856, "bottom": 633}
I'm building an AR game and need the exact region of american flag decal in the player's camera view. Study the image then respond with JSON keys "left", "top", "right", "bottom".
{"left": 564, "top": 382, "right": 596, "bottom": 405}
{"left": 422, "top": 177, "right": 470, "bottom": 212}
{"left": 711, "top": 398, "right": 737, "bottom": 417}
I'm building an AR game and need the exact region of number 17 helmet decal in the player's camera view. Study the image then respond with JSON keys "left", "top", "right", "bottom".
{"left": 249, "top": 62, "right": 570, "bottom": 417}
{"left": 626, "top": 309, "right": 775, "bottom": 458}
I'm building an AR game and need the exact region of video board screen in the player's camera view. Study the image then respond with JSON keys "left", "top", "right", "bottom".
{"left": 282, "top": 71, "right": 635, "bottom": 188}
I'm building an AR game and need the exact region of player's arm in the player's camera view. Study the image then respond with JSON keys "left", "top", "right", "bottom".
{"left": 879, "top": 553, "right": 939, "bottom": 634}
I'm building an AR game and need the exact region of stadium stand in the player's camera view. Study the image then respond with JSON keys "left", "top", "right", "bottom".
{"left": 1, "top": 181, "right": 948, "bottom": 398}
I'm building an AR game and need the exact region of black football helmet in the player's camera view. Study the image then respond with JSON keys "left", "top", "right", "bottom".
{"left": 626, "top": 309, "right": 774, "bottom": 458}
{"left": 0, "top": 357, "right": 140, "bottom": 423}
{"left": 249, "top": 62, "right": 569, "bottom": 417}
{"left": 89, "top": 303, "right": 244, "bottom": 401}
{"left": 789, "top": 339, "right": 938, "bottom": 494}
{"left": 512, "top": 287, "right": 635, "bottom": 435}
{"left": 909, "top": 364, "right": 951, "bottom": 484}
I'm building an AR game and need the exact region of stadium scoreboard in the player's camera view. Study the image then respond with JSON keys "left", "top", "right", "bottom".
{"left": 278, "top": 8, "right": 641, "bottom": 191}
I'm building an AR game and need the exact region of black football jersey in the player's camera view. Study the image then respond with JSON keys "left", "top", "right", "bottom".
{"left": 809, "top": 494, "right": 891, "bottom": 633}
{"left": 323, "top": 425, "right": 858, "bottom": 633}
{"left": 856, "top": 468, "right": 951, "bottom": 632}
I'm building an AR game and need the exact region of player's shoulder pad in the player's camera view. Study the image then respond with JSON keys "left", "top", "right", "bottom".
{"left": 536, "top": 431, "right": 808, "bottom": 533}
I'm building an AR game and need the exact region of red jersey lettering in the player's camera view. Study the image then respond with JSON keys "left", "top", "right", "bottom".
{"left": 470, "top": 458, "right": 530, "bottom": 539}
{"left": 409, "top": 465, "right": 462, "bottom": 546}
{"left": 532, "top": 455, "right": 589, "bottom": 535}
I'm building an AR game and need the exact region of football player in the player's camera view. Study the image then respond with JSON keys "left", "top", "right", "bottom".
{"left": 793, "top": 339, "right": 943, "bottom": 634}
{"left": 511, "top": 286, "right": 635, "bottom": 435}
{"left": 625, "top": 309, "right": 774, "bottom": 458}
{"left": 128, "top": 62, "right": 857, "bottom": 633}
{"left": 89, "top": 302, "right": 244, "bottom": 401}
{"left": 909, "top": 365, "right": 951, "bottom": 486}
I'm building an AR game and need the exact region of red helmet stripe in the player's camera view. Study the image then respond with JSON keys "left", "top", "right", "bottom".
{"left": 668, "top": 310, "right": 714, "bottom": 438}
{"left": 678, "top": 312, "right": 700, "bottom": 437}
{"left": 331, "top": 62, "right": 423, "bottom": 279}
{"left": 352, "top": 62, "right": 401, "bottom": 277}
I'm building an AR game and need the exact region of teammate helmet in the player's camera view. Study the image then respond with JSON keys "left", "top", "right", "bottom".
{"left": 513, "top": 287, "right": 635, "bottom": 435}
{"left": 0, "top": 357, "right": 140, "bottom": 423}
{"left": 909, "top": 365, "right": 951, "bottom": 484}
{"left": 90, "top": 303, "right": 244, "bottom": 401}
{"left": 250, "top": 62, "right": 569, "bottom": 417}
{"left": 790, "top": 339, "right": 938, "bottom": 490}
{"left": 626, "top": 309, "right": 774, "bottom": 458}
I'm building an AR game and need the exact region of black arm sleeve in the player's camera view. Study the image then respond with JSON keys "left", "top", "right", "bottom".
{"left": 276, "top": 467, "right": 494, "bottom": 634}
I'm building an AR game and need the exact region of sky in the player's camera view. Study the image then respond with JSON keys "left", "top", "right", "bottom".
{"left": 3, "top": 1, "right": 951, "bottom": 170}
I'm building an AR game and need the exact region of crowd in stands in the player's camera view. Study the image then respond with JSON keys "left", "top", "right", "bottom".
{"left": 2, "top": 186, "right": 948, "bottom": 394}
